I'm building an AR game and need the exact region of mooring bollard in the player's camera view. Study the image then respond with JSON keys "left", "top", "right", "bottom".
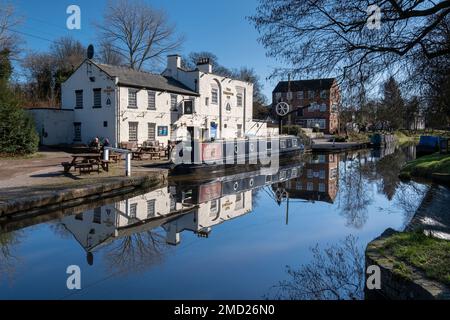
{"left": 126, "top": 153, "right": 132, "bottom": 177}
{"left": 103, "top": 149, "right": 109, "bottom": 161}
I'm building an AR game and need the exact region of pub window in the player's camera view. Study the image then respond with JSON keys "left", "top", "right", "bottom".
{"left": 129, "top": 122, "right": 138, "bottom": 141}
{"left": 236, "top": 93, "right": 243, "bottom": 107}
{"left": 308, "top": 90, "right": 315, "bottom": 99}
{"left": 147, "top": 200, "right": 156, "bottom": 218}
{"left": 93, "top": 208, "right": 102, "bottom": 224}
{"left": 148, "top": 123, "right": 156, "bottom": 141}
{"left": 211, "top": 88, "right": 218, "bottom": 105}
{"left": 148, "top": 90, "right": 156, "bottom": 110}
{"left": 75, "top": 90, "right": 83, "bottom": 109}
{"left": 128, "top": 89, "right": 137, "bottom": 108}
{"left": 93, "top": 88, "right": 102, "bottom": 108}
{"left": 210, "top": 200, "right": 218, "bottom": 216}
{"left": 170, "top": 94, "right": 178, "bottom": 111}
{"left": 129, "top": 203, "right": 137, "bottom": 219}
{"left": 297, "top": 91, "right": 304, "bottom": 100}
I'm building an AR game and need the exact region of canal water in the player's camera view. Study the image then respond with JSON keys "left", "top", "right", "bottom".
{"left": 0, "top": 145, "right": 433, "bottom": 299}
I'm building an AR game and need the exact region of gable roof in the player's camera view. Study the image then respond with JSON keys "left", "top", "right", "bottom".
{"left": 273, "top": 78, "right": 336, "bottom": 93}
{"left": 91, "top": 61, "right": 199, "bottom": 96}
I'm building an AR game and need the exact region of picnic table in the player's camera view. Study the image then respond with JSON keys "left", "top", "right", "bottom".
{"left": 132, "top": 146, "right": 163, "bottom": 160}
{"left": 62, "top": 153, "right": 111, "bottom": 174}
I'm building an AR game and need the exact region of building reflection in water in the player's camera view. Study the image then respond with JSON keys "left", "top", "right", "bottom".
{"left": 276, "top": 153, "right": 339, "bottom": 204}
{"left": 58, "top": 162, "right": 305, "bottom": 265}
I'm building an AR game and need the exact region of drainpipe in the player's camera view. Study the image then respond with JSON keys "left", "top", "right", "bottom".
{"left": 219, "top": 85, "right": 222, "bottom": 139}
{"left": 115, "top": 77, "right": 120, "bottom": 148}
{"left": 243, "top": 88, "right": 247, "bottom": 135}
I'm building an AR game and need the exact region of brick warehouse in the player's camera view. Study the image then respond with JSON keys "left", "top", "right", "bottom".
{"left": 272, "top": 78, "right": 340, "bottom": 134}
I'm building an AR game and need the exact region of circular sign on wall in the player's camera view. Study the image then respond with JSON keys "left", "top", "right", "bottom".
{"left": 275, "top": 102, "right": 290, "bottom": 117}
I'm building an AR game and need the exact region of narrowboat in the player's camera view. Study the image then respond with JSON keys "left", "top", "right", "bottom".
{"left": 169, "top": 135, "right": 305, "bottom": 175}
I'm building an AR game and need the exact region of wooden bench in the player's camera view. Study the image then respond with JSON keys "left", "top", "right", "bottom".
{"left": 61, "top": 162, "right": 72, "bottom": 173}
{"left": 75, "top": 163, "right": 94, "bottom": 175}
{"left": 109, "top": 154, "right": 121, "bottom": 163}
{"left": 132, "top": 151, "right": 144, "bottom": 160}
{"left": 101, "top": 160, "right": 112, "bottom": 172}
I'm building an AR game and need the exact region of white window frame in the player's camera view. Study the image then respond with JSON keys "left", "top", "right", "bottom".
{"left": 211, "top": 88, "right": 219, "bottom": 105}
{"left": 93, "top": 88, "right": 102, "bottom": 108}
{"left": 128, "top": 89, "right": 137, "bottom": 109}
{"left": 170, "top": 94, "right": 178, "bottom": 111}
{"left": 75, "top": 90, "right": 83, "bottom": 109}
{"left": 147, "top": 199, "right": 156, "bottom": 218}
{"left": 236, "top": 93, "right": 243, "bottom": 107}
{"left": 129, "top": 122, "right": 138, "bottom": 142}
{"left": 147, "top": 90, "right": 156, "bottom": 110}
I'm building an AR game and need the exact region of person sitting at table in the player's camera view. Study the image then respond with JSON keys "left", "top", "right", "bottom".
{"left": 89, "top": 137, "right": 101, "bottom": 151}
{"left": 103, "top": 138, "right": 110, "bottom": 148}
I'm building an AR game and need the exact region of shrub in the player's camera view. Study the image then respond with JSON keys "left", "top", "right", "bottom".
{"left": 0, "top": 92, "right": 39, "bottom": 155}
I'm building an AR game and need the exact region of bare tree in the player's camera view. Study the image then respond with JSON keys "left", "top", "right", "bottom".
{"left": 21, "top": 37, "right": 85, "bottom": 106}
{"left": 0, "top": 231, "right": 23, "bottom": 284}
{"left": 51, "top": 36, "right": 85, "bottom": 71}
{"left": 267, "top": 235, "right": 365, "bottom": 300}
{"left": 181, "top": 51, "right": 235, "bottom": 77}
{"left": 0, "top": 1, "right": 21, "bottom": 52}
{"left": 96, "top": 0, "right": 184, "bottom": 71}
{"left": 249, "top": 0, "right": 450, "bottom": 88}
{"left": 97, "top": 41, "right": 124, "bottom": 66}
{"left": 21, "top": 52, "right": 56, "bottom": 106}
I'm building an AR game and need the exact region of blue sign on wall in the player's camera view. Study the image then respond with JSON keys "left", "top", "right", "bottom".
{"left": 210, "top": 122, "right": 217, "bottom": 139}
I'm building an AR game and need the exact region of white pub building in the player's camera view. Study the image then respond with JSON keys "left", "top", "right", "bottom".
{"left": 50, "top": 55, "right": 271, "bottom": 148}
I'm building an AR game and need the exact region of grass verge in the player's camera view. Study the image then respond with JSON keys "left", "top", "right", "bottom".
{"left": 399, "top": 153, "right": 450, "bottom": 180}
{"left": 379, "top": 231, "right": 450, "bottom": 285}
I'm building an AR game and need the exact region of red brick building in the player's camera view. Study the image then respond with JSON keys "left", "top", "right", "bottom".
{"left": 272, "top": 78, "right": 340, "bottom": 134}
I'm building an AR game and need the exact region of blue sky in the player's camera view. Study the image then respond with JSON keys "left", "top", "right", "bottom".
{"left": 11, "top": 0, "right": 282, "bottom": 99}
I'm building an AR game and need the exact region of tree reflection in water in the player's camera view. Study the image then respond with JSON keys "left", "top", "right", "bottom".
{"left": 103, "top": 230, "right": 169, "bottom": 275}
{"left": 394, "top": 182, "right": 430, "bottom": 228}
{"left": 267, "top": 235, "right": 364, "bottom": 300}
{"left": 0, "top": 231, "right": 23, "bottom": 284}
{"left": 338, "top": 153, "right": 371, "bottom": 229}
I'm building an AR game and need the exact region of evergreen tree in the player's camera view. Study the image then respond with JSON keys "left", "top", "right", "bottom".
{"left": 379, "top": 77, "right": 405, "bottom": 130}
{"left": 0, "top": 50, "right": 39, "bottom": 155}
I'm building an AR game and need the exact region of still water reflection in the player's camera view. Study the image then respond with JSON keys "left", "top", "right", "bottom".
{"left": 0, "top": 145, "right": 432, "bottom": 299}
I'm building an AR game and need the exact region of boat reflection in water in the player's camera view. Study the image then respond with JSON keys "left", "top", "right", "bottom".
{"left": 59, "top": 161, "right": 306, "bottom": 265}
